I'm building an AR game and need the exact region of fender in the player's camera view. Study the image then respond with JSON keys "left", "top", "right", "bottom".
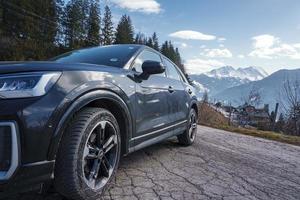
{"left": 47, "top": 89, "right": 133, "bottom": 160}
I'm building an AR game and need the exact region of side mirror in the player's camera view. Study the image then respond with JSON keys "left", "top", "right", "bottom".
{"left": 140, "top": 60, "right": 166, "bottom": 79}
{"left": 141, "top": 60, "right": 165, "bottom": 76}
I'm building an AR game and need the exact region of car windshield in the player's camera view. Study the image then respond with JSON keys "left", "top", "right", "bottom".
{"left": 51, "top": 45, "right": 140, "bottom": 68}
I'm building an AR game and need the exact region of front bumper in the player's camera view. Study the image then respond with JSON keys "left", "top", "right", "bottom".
{"left": 0, "top": 120, "right": 55, "bottom": 198}
{"left": 0, "top": 88, "right": 66, "bottom": 196}
{"left": 0, "top": 160, "right": 54, "bottom": 198}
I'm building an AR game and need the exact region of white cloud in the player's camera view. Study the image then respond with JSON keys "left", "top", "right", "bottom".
{"left": 201, "top": 48, "right": 233, "bottom": 58}
{"left": 181, "top": 42, "right": 188, "bottom": 48}
{"left": 249, "top": 34, "right": 300, "bottom": 59}
{"left": 111, "top": 0, "right": 161, "bottom": 14}
{"left": 174, "top": 41, "right": 189, "bottom": 48}
{"left": 238, "top": 54, "right": 245, "bottom": 59}
{"left": 252, "top": 34, "right": 279, "bottom": 49}
{"left": 200, "top": 45, "right": 206, "bottom": 49}
{"left": 218, "top": 37, "right": 226, "bottom": 42}
{"left": 293, "top": 43, "right": 300, "bottom": 48}
{"left": 169, "top": 30, "right": 216, "bottom": 40}
{"left": 219, "top": 44, "right": 224, "bottom": 48}
{"left": 185, "top": 58, "right": 224, "bottom": 74}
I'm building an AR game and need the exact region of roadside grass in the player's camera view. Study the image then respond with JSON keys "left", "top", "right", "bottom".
{"left": 200, "top": 123, "right": 300, "bottom": 147}
{"left": 197, "top": 102, "right": 300, "bottom": 146}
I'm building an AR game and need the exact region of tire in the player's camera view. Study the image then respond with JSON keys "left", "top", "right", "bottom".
{"left": 177, "top": 108, "right": 198, "bottom": 146}
{"left": 54, "top": 107, "right": 121, "bottom": 200}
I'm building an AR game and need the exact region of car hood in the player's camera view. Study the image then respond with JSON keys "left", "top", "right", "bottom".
{"left": 0, "top": 61, "right": 124, "bottom": 75}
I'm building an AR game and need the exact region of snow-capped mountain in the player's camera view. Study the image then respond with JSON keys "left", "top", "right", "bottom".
{"left": 191, "top": 66, "right": 269, "bottom": 96}
{"left": 205, "top": 66, "right": 268, "bottom": 81}
{"left": 190, "top": 74, "right": 248, "bottom": 96}
{"left": 213, "top": 68, "right": 300, "bottom": 111}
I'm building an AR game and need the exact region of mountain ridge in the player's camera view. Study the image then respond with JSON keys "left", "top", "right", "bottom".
{"left": 212, "top": 68, "right": 300, "bottom": 111}
{"left": 191, "top": 66, "right": 269, "bottom": 95}
{"left": 204, "top": 66, "right": 268, "bottom": 81}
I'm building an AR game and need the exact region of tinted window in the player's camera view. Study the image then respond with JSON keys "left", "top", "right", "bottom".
{"left": 132, "top": 50, "right": 164, "bottom": 76}
{"left": 164, "top": 58, "right": 181, "bottom": 81}
{"left": 51, "top": 45, "right": 140, "bottom": 68}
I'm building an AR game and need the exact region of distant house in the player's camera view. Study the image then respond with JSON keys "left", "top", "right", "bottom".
{"left": 236, "top": 104, "right": 270, "bottom": 127}
{"left": 211, "top": 103, "right": 271, "bottom": 128}
{"left": 222, "top": 105, "right": 237, "bottom": 113}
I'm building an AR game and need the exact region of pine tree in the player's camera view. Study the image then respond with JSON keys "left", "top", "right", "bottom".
{"left": 0, "top": 0, "right": 8, "bottom": 60}
{"left": 168, "top": 41, "right": 176, "bottom": 61}
{"left": 160, "top": 40, "right": 187, "bottom": 76}
{"left": 134, "top": 32, "right": 146, "bottom": 44}
{"left": 63, "top": 0, "right": 89, "bottom": 49}
{"left": 161, "top": 40, "right": 178, "bottom": 62}
{"left": 160, "top": 41, "right": 169, "bottom": 56}
{"left": 0, "top": 0, "right": 61, "bottom": 59}
{"left": 142, "top": 37, "right": 147, "bottom": 45}
{"left": 175, "top": 47, "right": 186, "bottom": 73}
{"left": 55, "top": 0, "right": 65, "bottom": 47}
{"left": 87, "top": 1, "right": 100, "bottom": 46}
{"left": 37, "top": 0, "right": 60, "bottom": 57}
{"left": 152, "top": 32, "right": 159, "bottom": 51}
{"left": 80, "top": 0, "right": 90, "bottom": 44}
{"left": 44, "top": 0, "right": 59, "bottom": 43}
{"left": 0, "top": 1, "right": 3, "bottom": 35}
{"left": 161, "top": 41, "right": 177, "bottom": 64}
{"left": 175, "top": 48, "right": 181, "bottom": 64}
{"left": 101, "top": 5, "right": 114, "bottom": 45}
{"left": 146, "top": 37, "right": 153, "bottom": 48}
{"left": 114, "top": 15, "right": 134, "bottom": 44}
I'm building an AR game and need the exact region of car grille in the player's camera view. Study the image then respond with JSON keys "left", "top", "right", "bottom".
{"left": 0, "top": 122, "right": 18, "bottom": 180}
{"left": 0, "top": 126, "right": 12, "bottom": 171}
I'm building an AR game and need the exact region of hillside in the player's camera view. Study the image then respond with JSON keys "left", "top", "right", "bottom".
{"left": 198, "top": 103, "right": 228, "bottom": 126}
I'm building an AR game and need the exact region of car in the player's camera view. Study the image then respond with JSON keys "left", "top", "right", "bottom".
{"left": 0, "top": 44, "right": 198, "bottom": 200}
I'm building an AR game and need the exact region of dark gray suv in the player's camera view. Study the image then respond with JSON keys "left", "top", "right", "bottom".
{"left": 0, "top": 44, "right": 198, "bottom": 200}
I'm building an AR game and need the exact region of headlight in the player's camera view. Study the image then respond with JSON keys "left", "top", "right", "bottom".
{"left": 0, "top": 72, "right": 61, "bottom": 99}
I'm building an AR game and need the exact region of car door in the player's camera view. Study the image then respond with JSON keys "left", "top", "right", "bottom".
{"left": 163, "top": 58, "right": 190, "bottom": 128}
{"left": 132, "top": 49, "right": 172, "bottom": 142}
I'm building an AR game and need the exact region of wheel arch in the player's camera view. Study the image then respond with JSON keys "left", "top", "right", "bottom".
{"left": 47, "top": 89, "right": 133, "bottom": 160}
{"left": 191, "top": 100, "right": 199, "bottom": 116}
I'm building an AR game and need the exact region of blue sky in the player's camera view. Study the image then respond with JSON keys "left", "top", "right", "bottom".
{"left": 107, "top": 0, "right": 300, "bottom": 74}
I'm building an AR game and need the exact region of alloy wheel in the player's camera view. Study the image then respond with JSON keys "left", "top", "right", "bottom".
{"left": 188, "top": 111, "right": 197, "bottom": 142}
{"left": 82, "top": 120, "right": 118, "bottom": 190}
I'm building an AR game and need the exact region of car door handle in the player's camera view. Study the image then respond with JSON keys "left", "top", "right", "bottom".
{"left": 168, "top": 86, "right": 174, "bottom": 93}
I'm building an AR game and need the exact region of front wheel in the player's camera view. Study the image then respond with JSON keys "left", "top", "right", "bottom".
{"left": 177, "top": 109, "right": 198, "bottom": 146}
{"left": 54, "top": 107, "right": 121, "bottom": 200}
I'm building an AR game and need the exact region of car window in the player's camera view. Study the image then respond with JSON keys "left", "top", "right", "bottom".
{"left": 164, "top": 58, "right": 181, "bottom": 81}
{"left": 51, "top": 45, "right": 139, "bottom": 68}
{"left": 132, "top": 50, "right": 165, "bottom": 76}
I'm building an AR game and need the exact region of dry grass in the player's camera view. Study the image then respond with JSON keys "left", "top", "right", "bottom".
{"left": 210, "top": 124, "right": 300, "bottom": 146}
{"left": 198, "top": 103, "right": 228, "bottom": 127}
{"left": 198, "top": 102, "right": 300, "bottom": 146}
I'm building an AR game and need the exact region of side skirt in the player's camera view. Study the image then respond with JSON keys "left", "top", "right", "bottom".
{"left": 128, "top": 120, "right": 187, "bottom": 153}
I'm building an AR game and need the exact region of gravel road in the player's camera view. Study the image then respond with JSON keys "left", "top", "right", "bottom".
{"left": 13, "top": 125, "right": 300, "bottom": 200}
